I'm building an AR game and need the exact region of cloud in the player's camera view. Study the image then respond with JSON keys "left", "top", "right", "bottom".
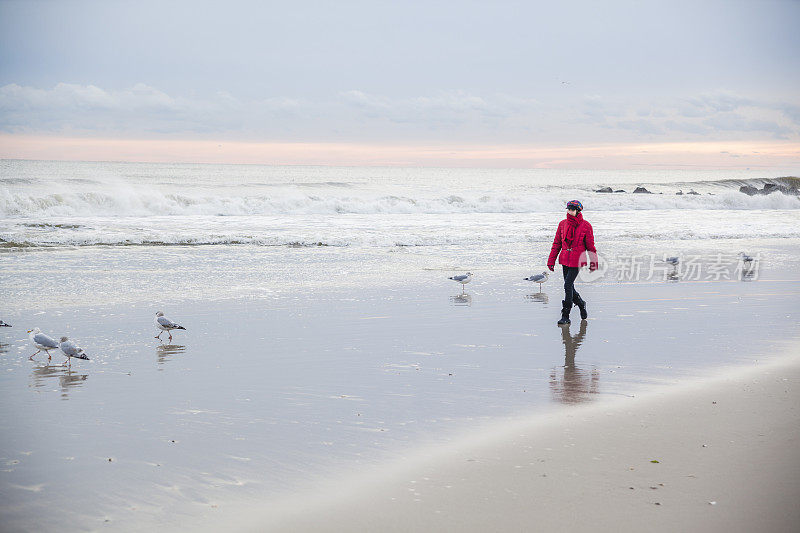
{"left": 338, "top": 89, "right": 529, "bottom": 128}
{"left": 614, "top": 119, "right": 665, "bottom": 135}
{"left": 0, "top": 82, "right": 222, "bottom": 133}
{"left": 576, "top": 91, "right": 799, "bottom": 140}
{"left": 702, "top": 113, "right": 792, "bottom": 137}
{"left": 661, "top": 120, "right": 711, "bottom": 135}
{"left": 0, "top": 83, "right": 798, "bottom": 144}
{"left": 681, "top": 92, "right": 754, "bottom": 115}
{"left": 0, "top": 82, "right": 318, "bottom": 137}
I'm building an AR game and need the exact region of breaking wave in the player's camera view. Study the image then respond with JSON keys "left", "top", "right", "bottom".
{"left": 2, "top": 177, "right": 798, "bottom": 218}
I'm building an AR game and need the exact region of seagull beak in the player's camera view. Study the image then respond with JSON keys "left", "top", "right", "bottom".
{"left": 27, "top": 329, "right": 32, "bottom": 333}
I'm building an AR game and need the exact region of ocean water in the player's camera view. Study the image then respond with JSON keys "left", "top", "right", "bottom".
{"left": 2, "top": 159, "right": 799, "bottom": 307}
{"left": 1, "top": 160, "right": 799, "bottom": 531}
{"left": 2, "top": 160, "right": 799, "bottom": 250}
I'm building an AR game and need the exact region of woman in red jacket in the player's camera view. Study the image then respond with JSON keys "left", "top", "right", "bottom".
{"left": 547, "top": 200, "right": 598, "bottom": 325}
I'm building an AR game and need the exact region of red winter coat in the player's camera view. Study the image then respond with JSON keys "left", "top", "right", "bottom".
{"left": 547, "top": 215, "right": 598, "bottom": 269}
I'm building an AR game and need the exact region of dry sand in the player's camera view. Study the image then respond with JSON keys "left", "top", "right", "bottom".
{"left": 246, "top": 353, "right": 800, "bottom": 533}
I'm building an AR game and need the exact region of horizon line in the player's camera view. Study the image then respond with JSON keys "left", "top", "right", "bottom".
{"left": 1, "top": 134, "right": 799, "bottom": 170}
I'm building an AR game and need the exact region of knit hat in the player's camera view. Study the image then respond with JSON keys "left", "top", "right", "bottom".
{"left": 566, "top": 200, "right": 583, "bottom": 212}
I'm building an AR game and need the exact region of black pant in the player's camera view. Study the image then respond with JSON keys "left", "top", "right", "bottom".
{"left": 562, "top": 265, "right": 582, "bottom": 306}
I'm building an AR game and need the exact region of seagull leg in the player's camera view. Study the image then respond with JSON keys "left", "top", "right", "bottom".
{"left": 47, "top": 351, "right": 52, "bottom": 362}
{"left": 29, "top": 350, "right": 40, "bottom": 360}
{"left": 155, "top": 331, "right": 162, "bottom": 339}
{"left": 168, "top": 332, "right": 173, "bottom": 342}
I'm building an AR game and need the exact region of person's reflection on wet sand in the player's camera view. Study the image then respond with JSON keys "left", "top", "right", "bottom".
{"left": 549, "top": 321, "right": 599, "bottom": 404}
{"left": 157, "top": 344, "right": 186, "bottom": 366}
{"left": 29, "top": 364, "right": 88, "bottom": 399}
{"left": 449, "top": 293, "right": 472, "bottom": 306}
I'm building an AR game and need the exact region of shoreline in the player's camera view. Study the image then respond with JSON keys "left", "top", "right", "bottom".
{"left": 239, "top": 353, "right": 800, "bottom": 533}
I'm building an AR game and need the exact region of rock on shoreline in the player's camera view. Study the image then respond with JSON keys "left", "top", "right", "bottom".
{"left": 592, "top": 179, "right": 799, "bottom": 197}
{"left": 739, "top": 183, "right": 800, "bottom": 196}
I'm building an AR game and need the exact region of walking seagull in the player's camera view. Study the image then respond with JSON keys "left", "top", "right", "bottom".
{"left": 524, "top": 271, "right": 549, "bottom": 292}
{"left": 155, "top": 311, "right": 186, "bottom": 342}
{"left": 59, "top": 337, "right": 89, "bottom": 366}
{"left": 0, "top": 320, "right": 11, "bottom": 327}
{"left": 739, "top": 252, "right": 754, "bottom": 264}
{"left": 665, "top": 256, "right": 679, "bottom": 266}
{"left": 448, "top": 272, "right": 473, "bottom": 293}
{"left": 28, "top": 327, "right": 60, "bottom": 361}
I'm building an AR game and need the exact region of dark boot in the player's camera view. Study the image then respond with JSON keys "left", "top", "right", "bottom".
{"left": 557, "top": 300, "right": 571, "bottom": 325}
{"left": 573, "top": 294, "right": 588, "bottom": 320}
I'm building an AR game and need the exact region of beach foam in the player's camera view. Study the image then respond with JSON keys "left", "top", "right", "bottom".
{"left": 2, "top": 179, "right": 799, "bottom": 218}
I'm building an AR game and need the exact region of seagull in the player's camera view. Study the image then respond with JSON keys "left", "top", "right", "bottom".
{"left": 27, "top": 327, "right": 60, "bottom": 361}
{"left": 665, "top": 256, "right": 679, "bottom": 266}
{"left": 448, "top": 272, "right": 472, "bottom": 292}
{"left": 155, "top": 311, "right": 186, "bottom": 342}
{"left": 524, "top": 271, "right": 549, "bottom": 292}
{"left": 739, "top": 252, "right": 754, "bottom": 264}
{"left": 59, "top": 337, "right": 89, "bottom": 366}
{"left": 0, "top": 320, "right": 10, "bottom": 327}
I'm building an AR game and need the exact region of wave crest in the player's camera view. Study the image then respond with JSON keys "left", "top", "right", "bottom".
{"left": 2, "top": 188, "right": 798, "bottom": 217}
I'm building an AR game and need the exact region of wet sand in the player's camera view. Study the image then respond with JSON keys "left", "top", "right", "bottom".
{"left": 1, "top": 245, "right": 799, "bottom": 531}
{"left": 247, "top": 354, "right": 800, "bottom": 533}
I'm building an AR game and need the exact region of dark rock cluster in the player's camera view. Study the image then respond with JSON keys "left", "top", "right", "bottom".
{"left": 594, "top": 187, "right": 626, "bottom": 193}
{"left": 593, "top": 181, "right": 799, "bottom": 197}
{"left": 739, "top": 183, "right": 800, "bottom": 196}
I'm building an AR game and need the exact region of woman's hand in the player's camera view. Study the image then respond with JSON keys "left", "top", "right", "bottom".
{"left": 548, "top": 264, "right": 555, "bottom": 272}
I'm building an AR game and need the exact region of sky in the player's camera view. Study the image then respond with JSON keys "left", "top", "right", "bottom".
{"left": 1, "top": 0, "right": 799, "bottom": 168}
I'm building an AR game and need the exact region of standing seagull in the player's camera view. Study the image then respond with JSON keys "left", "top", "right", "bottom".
{"left": 27, "top": 327, "right": 60, "bottom": 361}
{"left": 524, "top": 271, "right": 549, "bottom": 292}
{"left": 59, "top": 337, "right": 90, "bottom": 366}
{"left": 448, "top": 272, "right": 473, "bottom": 293}
{"left": 0, "top": 320, "right": 11, "bottom": 327}
{"left": 155, "top": 311, "right": 186, "bottom": 342}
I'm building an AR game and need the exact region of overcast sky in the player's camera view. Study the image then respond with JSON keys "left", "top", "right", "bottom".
{"left": 1, "top": 0, "right": 799, "bottom": 165}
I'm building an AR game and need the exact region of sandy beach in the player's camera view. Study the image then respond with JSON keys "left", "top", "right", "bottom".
{"left": 249, "top": 354, "right": 800, "bottom": 533}
{"left": 1, "top": 242, "right": 799, "bottom": 531}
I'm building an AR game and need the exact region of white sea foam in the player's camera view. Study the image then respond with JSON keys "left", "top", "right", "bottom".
{"left": 1, "top": 160, "right": 798, "bottom": 248}
{"left": 2, "top": 209, "right": 799, "bottom": 248}
{"left": 2, "top": 186, "right": 798, "bottom": 218}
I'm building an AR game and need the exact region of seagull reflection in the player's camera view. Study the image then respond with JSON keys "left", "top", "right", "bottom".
{"left": 0, "top": 341, "right": 9, "bottom": 355}
{"left": 58, "top": 370, "right": 89, "bottom": 399}
{"left": 739, "top": 261, "right": 758, "bottom": 281}
{"left": 29, "top": 364, "right": 88, "bottom": 399}
{"left": 666, "top": 264, "right": 679, "bottom": 282}
{"left": 157, "top": 344, "right": 186, "bottom": 365}
{"left": 525, "top": 292, "right": 549, "bottom": 304}
{"left": 549, "top": 321, "right": 599, "bottom": 404}
{"left": 449, "top": 293, "right": 473, "bottom": 306}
